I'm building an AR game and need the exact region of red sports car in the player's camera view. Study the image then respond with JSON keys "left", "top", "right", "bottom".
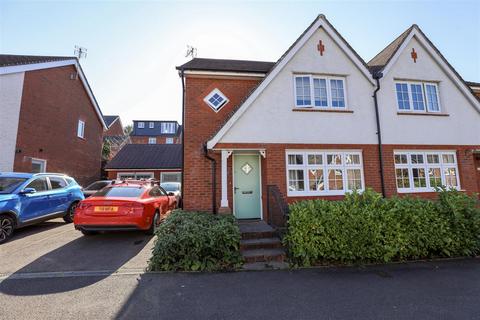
{"left": 74, "top": 181, "right": 177, "bottom": 235}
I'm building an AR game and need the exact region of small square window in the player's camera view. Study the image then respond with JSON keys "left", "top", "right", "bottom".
{"left": 204, "top": 89, "right": 229, "bottom": 112}
{"left": 149, "top": 122, "right": 154, "bottom": 128}
{"left": 148, "top": 137, "right": 156, "bottom": 144}
{"left": 166, "top": 138, "right": 174, "bottom": 144}
{"left": 395, "top": 154, "right": 408, "bottom": 164}
{"left": 138, "top": 122, "right": 145, "bottom": 128}
{"left": 288, "top": 154, "right": 303, "bottom": 165}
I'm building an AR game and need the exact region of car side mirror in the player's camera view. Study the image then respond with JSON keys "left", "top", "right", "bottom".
{"left": 168, "top": 192, "right": 175, "bottom": 196}
{"left": 20, "top": 188, "right": 37, "bottom": 195}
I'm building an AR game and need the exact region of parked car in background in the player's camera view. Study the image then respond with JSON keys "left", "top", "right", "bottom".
{"left": 74, "top": 180, "right": 177, "bottom": 236}
{"left": 160, "top": 182, "right": 181, "bottom": 208}
{"left": 82, "top": 180, "right": 113, "bottom": 198}
{"left": 0, "top": 172, "right": 84, "bottom": 244}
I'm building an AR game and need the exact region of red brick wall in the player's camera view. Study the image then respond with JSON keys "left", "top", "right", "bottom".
{"left": 104, "top": 119, "right": 124, "bottom": 136}
{"left": 130, "top": 136, "right": 181, "bottom": 144}
{"left": 106, "top": 169, "right": 181, "bottom": 181}
{"left": 183, "top": 75, "right": 263, "bottom": 212}
{"left": 14, "top": 65, "right": 104, "bottom": 186}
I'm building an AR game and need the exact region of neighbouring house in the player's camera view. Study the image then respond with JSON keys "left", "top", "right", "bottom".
{"left": 102, "top": 115, "right": 130, "bottom": 161}
{"left": 130, "top": 120, "right": 182, "bottom": 145}
{"left": 468, "top": 81, "right": 480, "bottom": 99}
{"left": 103, "top": 115, "right": 124, "bottom": 136}
{"left": 177, "top": 14, "right": 480, "bottom": 223}
{"left": 105, "top": 144, "right": 182, "bottom": 183}
{"left": 0, "top": 54, "right": 107, "bottom": 185}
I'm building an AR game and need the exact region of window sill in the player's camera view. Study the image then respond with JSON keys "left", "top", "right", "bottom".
{"left": 397, "top": 111, "right": 449, "bottom": 117}
{"left": 292, "top": 108, "right": 353, "bottom": 113}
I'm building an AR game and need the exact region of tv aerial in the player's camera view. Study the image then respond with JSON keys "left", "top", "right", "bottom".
{"left": 185, "top": 45, "right": 197, "bottom": 58}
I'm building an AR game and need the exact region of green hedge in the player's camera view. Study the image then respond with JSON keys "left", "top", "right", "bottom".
{"left": 284, "top": 189, "right": 480, "bottom": 266}
{"left": 148, "top": 210, "right": 242, "bottom": 271}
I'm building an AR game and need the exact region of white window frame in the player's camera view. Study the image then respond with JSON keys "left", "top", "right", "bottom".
{"left": 31, "top": 158, "right": 47, "bottom": 173}
{"left": 394, "top": 81, "right": 441, "bottom": 113}
{"left": 149, "top": 122, "right": 154, "bottom": 128}
{"left": 203, "top": 88, "right": 229, "bottom": 112}
{"left": 148, "top": 137, "right": 157, "bottom": 144}
{"left": 394, "top": 151, "right": 460, "bottom": 193}
{"left": 138, "top": 122, "right": 145, "bottom": 128}
{"left": 77, "top": 120, "right": 85, "bottom": 139}
{"left": 117, "top": 172, "right": 154, "bottom": 180}
{"left": 293, "top": 75, "right": 348, "bottom": 109}
{"left": 165, "top": 137, "right": 174, "bottom": 144}
{"left": 161, "top": 122, "right": 176, "bottom": 134}
{"left": 286, "top": 150, "right": 364, "bottom": 196}
{"left": 160, "top": 172, "right": 182, "bottom": 183}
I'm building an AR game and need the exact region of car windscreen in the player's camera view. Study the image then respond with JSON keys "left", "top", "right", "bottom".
{"left": 92, "top": 186, "right": 144, "bottom": 198}
{"left": 161, "top": 183, "right": 180, "bottom": 192}
{"left": 0, "top": 177, "right": 27, "bottom": 194}
{"left": 85, "top": 181, "right": 109, "bottom": 191}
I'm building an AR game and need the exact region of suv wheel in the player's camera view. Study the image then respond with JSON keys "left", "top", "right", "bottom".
{"left": 63, "top": 202, "right": 78, "bottom": 223}
{"left": 0, "top": 215, "right": 15, "bottom": 244}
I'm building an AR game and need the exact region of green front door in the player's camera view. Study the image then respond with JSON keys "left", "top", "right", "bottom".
{"left": 233, "top": 154, "right": 261, "bottom": 219}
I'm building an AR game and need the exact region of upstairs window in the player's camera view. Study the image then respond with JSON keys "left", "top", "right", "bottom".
{"left": 149, "top": 122, "right": 154, "bottom": 128}
{"left": 77, "top": 120, "right": 85, "bottom": 139}
{"left": 395, "top": 81, "right": 441, "bottom": 113}
{"left": 294, "top": 75, "right": 347, "bottom": 109}
{"left": 166, "top": 138, "right": 174, "bottom": 144}
{"left": 161, "top": 122, "right": 176, "bottom": 134}
{"left": 148, "top": 137, "right": 157, "bottom": 144}
{"left": 204, "top": 88, "right": 229, "bottom": 112}
{"left": 138, "top": 122, "right": 145, "bottom": 128}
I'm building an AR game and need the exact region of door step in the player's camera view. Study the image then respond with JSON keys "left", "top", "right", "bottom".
{"left": 238, "top": 220, "right": 286, "bottom": 264}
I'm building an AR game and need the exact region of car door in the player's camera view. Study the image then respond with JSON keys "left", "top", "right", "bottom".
{"left": 47, "top": 176, "right": 70, "bottom": 213}
{"left": 18, "top": 177, "right": 51, "bottom": 223}
{"left": 159, "top": 187, "right": 175, "bottom": 210}
{"left": 149, "top": 186, "right": 166, "bottom": 214}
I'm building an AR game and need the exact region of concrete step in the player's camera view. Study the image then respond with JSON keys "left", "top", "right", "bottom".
{"left": 240, "top": 237, "right": 283, "bottom": 250}
{"left": 241, "top": 248, "right": 286, "bottom": 263}
{"left": 241, "top": 230, "right": 277, "bottom": 240}
{"left": 242, "top": 261, "right": 289, "bottom": 271}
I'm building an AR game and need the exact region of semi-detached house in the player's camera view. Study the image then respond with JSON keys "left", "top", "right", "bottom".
{"left": 177, "top": 15, "right": 480, "bottom": 222}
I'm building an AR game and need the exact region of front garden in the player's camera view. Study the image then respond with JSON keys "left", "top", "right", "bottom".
{"left": 284, "top": 188, "right": 480, "bottom": 266}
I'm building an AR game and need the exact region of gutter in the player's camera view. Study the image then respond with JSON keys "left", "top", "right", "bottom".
{"left": 180, "top": 68, "right": 186, "bottom": 209}
{"left": 373, "top": 72, "right": 386, "bottom": 197}
{"left": 203, "top": 144, "right": 217, "bottom": 215}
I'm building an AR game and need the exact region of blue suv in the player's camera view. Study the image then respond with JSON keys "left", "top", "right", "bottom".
{"left": 0, "top": 172, "right": 84, "bottom": 244}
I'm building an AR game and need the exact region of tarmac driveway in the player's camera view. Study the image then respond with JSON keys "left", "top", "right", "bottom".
{"left": 0, "top": 218, "right": 154, "bottom": 278}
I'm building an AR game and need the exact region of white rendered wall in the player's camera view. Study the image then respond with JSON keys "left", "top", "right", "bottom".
{"left": 378, "top": 36, "right": 480, "bottom": 145}
{"left": 219, "top": 27, "right": 378, "bottom": 145}
{"left": 0, "top": 72, "right": 24, "bottom": 171}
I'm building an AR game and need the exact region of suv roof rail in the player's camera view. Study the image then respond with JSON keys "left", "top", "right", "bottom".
{"left": 33, "top": 173, "right": 69, "bottom": 177}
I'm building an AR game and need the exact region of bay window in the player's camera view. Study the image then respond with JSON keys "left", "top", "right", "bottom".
{"left": 286, "top": 151, "right": 364, "bottom": 196}
{"left": 294, "top": 75, "right": 347, "bottom": 109}
{"left": 394, "top": 151, "right": 460, "bottom": 192}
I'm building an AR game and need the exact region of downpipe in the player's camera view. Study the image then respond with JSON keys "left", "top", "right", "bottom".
{"left": 373, "top": 72, "right": 386, "bottom": 197}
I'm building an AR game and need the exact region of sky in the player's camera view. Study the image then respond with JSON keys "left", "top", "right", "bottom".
{"left": 1, "top": 0, "right": 479, "bottom": 126}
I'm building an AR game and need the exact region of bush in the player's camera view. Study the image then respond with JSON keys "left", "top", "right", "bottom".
{"left": 148, "top": 210, "right": 243, "bottom": 271}
{"left": 284, "top": 188, "right": 480, "bottom": 266}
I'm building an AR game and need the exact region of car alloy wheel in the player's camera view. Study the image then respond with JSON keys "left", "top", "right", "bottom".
{"left": 0, "top": 216, "right": 14, "bottom": 243}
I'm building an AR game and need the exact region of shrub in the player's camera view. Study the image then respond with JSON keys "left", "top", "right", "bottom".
{"left": 284, "top": 188, "right": 480, "bottom": 266}
{"left": 148, "top": 210, "right": 243, "bottom": 271}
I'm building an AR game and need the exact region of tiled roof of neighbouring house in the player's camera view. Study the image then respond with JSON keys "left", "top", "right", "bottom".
{"left": 176, "top": 58, "right": 275, "bottom": 74}
{"left": 0, "top": 54, "right": 76, "bottom": 67}
{"left": 467, "top": 81, "right": 480, "bottom": 88}
{"left": 367, "top": 25, "right": 416, "bottom": 74}
{"left": 103, "top": 115, "right": 120, "bottom": 128}
{"left": 105, "top": 144, "right": 182, "bottom": 170}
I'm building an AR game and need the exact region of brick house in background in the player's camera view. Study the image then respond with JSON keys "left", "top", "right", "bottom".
{"left": 102, "top": 115, "right": 129, "bottom": 161}
{"left": 177, "top": 15, "right": 480, "bottom": 222}
{"left": 130, "top": 120, "right": 182, "bottom": 144}
{"left": 0, "top": 54, "right": 107, "bottom": 185}
{"left": 105, "top": 144, "right": 182, "bottom": 183}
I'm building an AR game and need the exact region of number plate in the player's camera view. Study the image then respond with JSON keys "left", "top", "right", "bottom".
{"left": 94, "top": 206, "right": 118, "bottom": 212}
